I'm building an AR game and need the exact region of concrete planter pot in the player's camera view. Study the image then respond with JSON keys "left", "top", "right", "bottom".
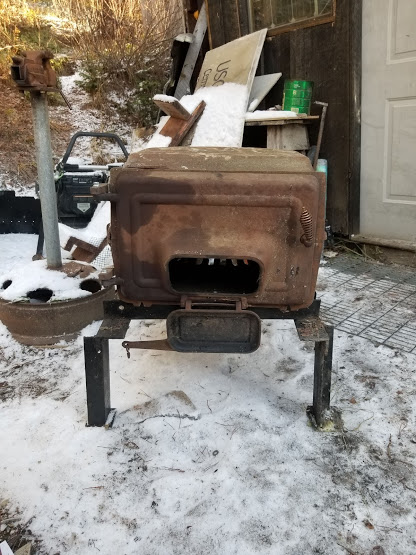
{"left": 0, "top": 286, "right": 115, "bottom": 345}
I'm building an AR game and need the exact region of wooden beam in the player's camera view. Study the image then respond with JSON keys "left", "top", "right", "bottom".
{"left": 153, "top": 97, "right": 191, "bottom": 120}
{"left": 206, "top": 0, "right": 242, "bottom": 48}
{"left": 160, "top": 101, "right": 206, "bottom": 146}
{"left": 266, "top": 14, "right": 336, "bottom": 37}
{"left": 174, "top": 2, "right": 208, "bottom": 98}
{"left": 206, "top": 0, "right": 225, "bottom": 48}
{"left": 245, "top": 116, "right": 319, "bottom": 126}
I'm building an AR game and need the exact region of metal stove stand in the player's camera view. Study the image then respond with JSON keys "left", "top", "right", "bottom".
{"left": 84, "top": 299, "right": 335, "bottom": 429}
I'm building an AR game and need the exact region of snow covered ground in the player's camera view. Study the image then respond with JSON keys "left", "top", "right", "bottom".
{"left": 53, "top": 72, "right": 132, "bottom": 164}
{"left": 1, "top": 235, "right": 416, "bottom": 554}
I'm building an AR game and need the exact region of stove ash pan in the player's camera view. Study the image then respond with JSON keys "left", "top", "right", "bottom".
{"left": 105, "top": 147, "right": 326, "bottom": 311}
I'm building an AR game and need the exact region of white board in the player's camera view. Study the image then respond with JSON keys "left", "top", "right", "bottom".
{"left": 248, "top": 73, "right": 282, "bottom": 111}
{"left": 196, "top": 28, "right": 267, "bottom": 92}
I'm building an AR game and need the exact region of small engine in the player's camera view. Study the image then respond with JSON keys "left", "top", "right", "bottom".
{"left": 54, "top": 132, "right": 128, "bottom": 228}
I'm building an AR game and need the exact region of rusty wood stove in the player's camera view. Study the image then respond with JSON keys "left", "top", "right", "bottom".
{"left": 84, "top": 147, "right": 335, "bottom": 429}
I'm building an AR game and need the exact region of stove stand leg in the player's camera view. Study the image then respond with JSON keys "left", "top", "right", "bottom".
{"left": 84, "top": 336, "right": 111, "bottom": 426}
{"left": 312, "top": 324, "right": 335, "bottom": 428}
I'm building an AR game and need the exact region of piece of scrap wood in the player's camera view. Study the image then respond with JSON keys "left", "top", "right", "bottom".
{"left": 64, "top": 236, "right": 107, "bottom": 263}
{"left": 159, "top": 101, "right": 206, "bottom": 147}
{"left": 174, "top": 2, "right": 207, "bottom": 99}
{"left": 153, "top": 96, "right": 191, "bottom": 120}
{"left": 245, "top": 115, "right": 319, "bottom": 126}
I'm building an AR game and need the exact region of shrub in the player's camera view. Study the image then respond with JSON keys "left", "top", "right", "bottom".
{"left": 53, "top": 0, "right": 183, "bottom": 126}
{"left": 0, "top": 0, "right": 65, "bottom": 80}
{"left": 0, "top": 0, "right": 183, "bottom": 126}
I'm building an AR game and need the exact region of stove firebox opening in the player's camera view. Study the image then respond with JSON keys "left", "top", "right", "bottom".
{"left": 168, "top": 257, "right": 261, "bottom": 295}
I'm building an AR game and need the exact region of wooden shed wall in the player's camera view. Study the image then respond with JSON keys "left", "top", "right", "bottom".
{"left": 205, "top": 0, "right": 361, "bottom": 235}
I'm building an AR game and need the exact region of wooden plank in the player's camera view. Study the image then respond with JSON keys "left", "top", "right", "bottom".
{"left": 153, "top": 97, "right": 191, "bottom": 120}
{"left": 206, "top": 0, "right": 247, "bottom": 46}
{"left": 237, "top": 0, "right": 249, "bottom": 37}
{"left": 289, "top": 1, "right": 349, "bottom": 233}
{"left": 267, "top": 125, "right": 309, "bottom": 150}
{"left": 267, "top": 127, "right": 283, "bottom": 149}
{"left": 175, "top": 2, "right": 208, "bottom": 99}
{"left": 206, "top": 0, "right": 225, "bottom": 49}
{"left": 222, "top": 0, "right": 241, "bottom": 45}
{"left": 159, "top": 101, "right": 206, "bottom": 146}
{"left": 245, "top": 115, "right": 319, "bottom": 126}
{"left": 263, "top": 0, "right": 352, "bottom": 234}
{"left": 65, "top": 236, "right": 107, "bottom": 263}
{"left": 266, "top": 13, "right": 336, "bottom": 37}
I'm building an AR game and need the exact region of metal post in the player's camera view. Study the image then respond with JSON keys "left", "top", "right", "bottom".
{"left": 33, "top": 215, "right": 44, "bottom": 261}
{"left": 313, "top": 101, "right": 329, "bottom": 170}
{"left": 313, "top": 324, "right": 334, "bottom": 427}
{"left": 30, "top": 91, "right": 62, "bottom": 269}
{"left": 84, "top": 336, "right": 111, "bottom": 426}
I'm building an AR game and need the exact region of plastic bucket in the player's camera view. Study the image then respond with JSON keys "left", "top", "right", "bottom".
{"left": 283, "top": 79, "right": 314, "bottom": 115}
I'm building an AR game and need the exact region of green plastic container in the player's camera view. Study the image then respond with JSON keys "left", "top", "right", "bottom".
{"left": 283, "top": 79, "right": 314, "bottom": 115}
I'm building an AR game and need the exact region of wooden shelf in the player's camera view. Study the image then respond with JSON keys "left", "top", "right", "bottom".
{"left": 245, "top": 115, "right": 319, "bottom": 127}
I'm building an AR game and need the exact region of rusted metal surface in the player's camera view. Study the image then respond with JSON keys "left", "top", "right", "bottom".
{"left": 106, "top": 147, "right": 325, "bottom": 311}
{"left": 83, "top": 299, "right": 336, "bottom": 427}
{"left": 122, "top": 306, "right": 261, "bottom": 354}
{"left": 11, "top": 50, "right": 57, "bottom": 92}
{"left": 122, "top": 339, "right": 172, "bottom": 356}
{"left": 300, "top": 207, "right": 314, "bottom": 247}
{"left": 59, "top": 261, "right": 96, "bottom": 279}
{"left": 110, "top": 145, "right": 316, "bottom": 175}
{"left": 167, "top": 308, "right": 261, "bottom": 353}
{"left": 294, "top": 316, "right": 329, "bottom": 342}
{"left": 0, "top": 286, "right": 115, "bottom": 346}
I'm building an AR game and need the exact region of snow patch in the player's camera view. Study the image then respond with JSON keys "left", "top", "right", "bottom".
{"left": 142, "top": 84, "right": 248, "bottom": 150}
{"left": 58, "top": 201, "right": 110, "bottom": 248}
{"left": 184, "top": 83, "right": 248, "bottom": 147}
{"left": 245, "top": 110, "right": 298, "bottom": 121}
{"left": 153, "top": 94, "right": 177, "bottom": 103}
{"left": 0, "top": 259, "right": 99, "bottom": 302}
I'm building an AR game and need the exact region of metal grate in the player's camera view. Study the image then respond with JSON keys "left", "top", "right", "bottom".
{"left": 318, "top": 255, "right": 416, "bottom": 353}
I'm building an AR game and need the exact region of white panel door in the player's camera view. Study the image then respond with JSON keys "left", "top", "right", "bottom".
{"left": 360, "top": 0, "right": 416, "bottom": 243}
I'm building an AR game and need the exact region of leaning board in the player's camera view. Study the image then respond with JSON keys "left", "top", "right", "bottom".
{"left": 195, "top": 28, "right": 267, "bottom": 92}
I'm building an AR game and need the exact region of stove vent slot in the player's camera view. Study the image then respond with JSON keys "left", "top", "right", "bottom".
{"left": 168, "top": 258, "right": 260, "bottom": 295}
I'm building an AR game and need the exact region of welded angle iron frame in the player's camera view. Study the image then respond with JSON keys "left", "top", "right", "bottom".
{"left": 84, "top": 299, "right": 334, "bottom": 429}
